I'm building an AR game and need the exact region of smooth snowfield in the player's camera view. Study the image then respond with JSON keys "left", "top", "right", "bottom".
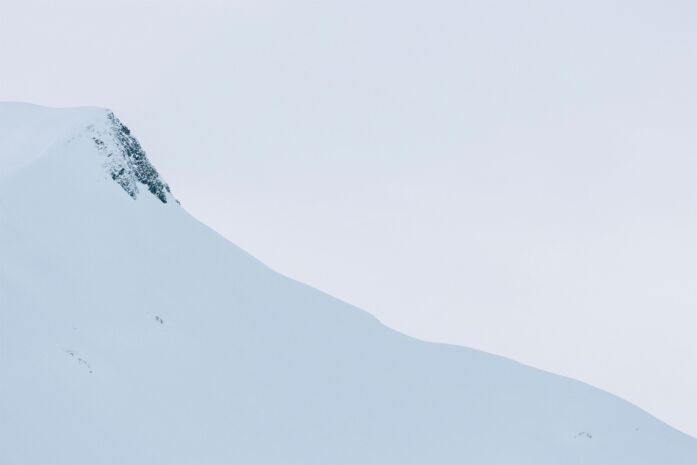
{"left": 0, "top": 103, "right": 695, "bottom": 465}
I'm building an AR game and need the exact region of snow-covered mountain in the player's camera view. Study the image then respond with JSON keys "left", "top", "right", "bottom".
{"left": 0, "top": 102, "right": 695, "bottom": 465}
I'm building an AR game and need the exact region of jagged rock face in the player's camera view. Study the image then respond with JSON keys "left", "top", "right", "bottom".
{"left": 90, "top": 112, "right": 172, "bottom": 203}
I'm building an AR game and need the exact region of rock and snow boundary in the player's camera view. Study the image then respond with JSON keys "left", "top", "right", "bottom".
{"left": 0, "top": 103, "right": 695, "bottom": 465}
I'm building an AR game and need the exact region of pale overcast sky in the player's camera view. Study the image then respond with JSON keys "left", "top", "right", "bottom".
{"left": 1, "top": 0, "right": 695, "bottom": 437}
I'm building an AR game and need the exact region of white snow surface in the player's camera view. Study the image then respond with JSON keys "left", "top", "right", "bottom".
{"left": 0, "top": 102, "right": 695, "bottom": 465}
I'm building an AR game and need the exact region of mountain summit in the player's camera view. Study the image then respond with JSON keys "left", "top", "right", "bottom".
{"left": 0, "top": 102, "right": 173, "bottom": 203}
{"left": 1, "top": 103, "right": 695, "bottom": 465}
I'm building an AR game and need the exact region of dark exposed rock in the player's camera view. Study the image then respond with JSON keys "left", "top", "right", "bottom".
{"left": 95, "top": 112, "right": 173, "bottom": 204}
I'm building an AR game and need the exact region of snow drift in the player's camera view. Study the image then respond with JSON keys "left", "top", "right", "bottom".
{"left": 0, "top": 102, "right": 695, "bottom": 464}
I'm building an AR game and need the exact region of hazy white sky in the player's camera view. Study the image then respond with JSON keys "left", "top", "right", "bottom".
{"left": 1, "top": 0, "right": 695, "bottom": 436}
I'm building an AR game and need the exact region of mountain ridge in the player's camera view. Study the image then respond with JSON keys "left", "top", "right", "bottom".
{"left": 0, "top": 102, "right": 174, "bottom": 204}
{"left": 0, "top": 102, "right": 695, "bottom": 465}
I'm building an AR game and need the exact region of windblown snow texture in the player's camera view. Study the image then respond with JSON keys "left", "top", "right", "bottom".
{"left": 0, "top": 103, "right": 695, "bottom": 465}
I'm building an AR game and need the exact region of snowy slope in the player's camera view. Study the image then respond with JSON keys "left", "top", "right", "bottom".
{"left": 0, "top": 103, "right": 695, "bottom": 465}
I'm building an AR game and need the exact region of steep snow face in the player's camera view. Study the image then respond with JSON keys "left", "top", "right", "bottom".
{"left": 0, "top": 103, "right": 101, "bottom": 178}
{"left": 0, "top": 103, "right": 696, "bottom": 465}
